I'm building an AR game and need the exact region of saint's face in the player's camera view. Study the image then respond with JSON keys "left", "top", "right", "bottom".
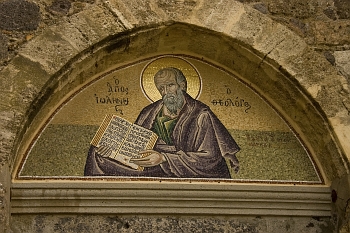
{"left": 155, "top": 71, "right": 185, "bottom": 115}
{"left": 155, "top": 72, "right": 180, "bottom": 98}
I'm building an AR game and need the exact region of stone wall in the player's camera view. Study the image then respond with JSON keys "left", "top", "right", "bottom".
{"left": 240, "top": 0, "right": 350, "bottom": 80}
{"left": 0, "top": 0, "right": 350, "bottom": 232}
{"left": 10, "top": 215, "right": 334, "bottom": 233}
{"left": 1, "top": 0, "right": 350, "bottom": 71}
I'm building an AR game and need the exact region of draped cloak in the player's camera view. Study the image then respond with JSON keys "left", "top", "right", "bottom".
{"left": 84, "top": 93, "right": 240, "bottom": 178}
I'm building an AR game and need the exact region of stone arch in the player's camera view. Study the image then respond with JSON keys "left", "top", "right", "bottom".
{"left": 2, "top": 1, "right": 350, "bottom": 231}
{"left": 11, "top": 25, "right": 348, "bottom": 184}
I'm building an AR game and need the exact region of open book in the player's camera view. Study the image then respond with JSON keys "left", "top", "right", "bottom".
{"left": 90, "top": 114, "right": 158, "bottom": 170}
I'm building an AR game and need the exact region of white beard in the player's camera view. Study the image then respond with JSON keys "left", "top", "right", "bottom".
{"left": 163, "top": 89, "right": 184, "bottom": 115}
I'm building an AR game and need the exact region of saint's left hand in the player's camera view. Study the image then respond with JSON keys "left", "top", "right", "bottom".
{"left": 130, "top": 150, "right": 166, "bottom": 167}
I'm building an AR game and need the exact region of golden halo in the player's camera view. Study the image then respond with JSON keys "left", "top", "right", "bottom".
{"left": 141, "top": 56, "right": 202, "bottom": 102}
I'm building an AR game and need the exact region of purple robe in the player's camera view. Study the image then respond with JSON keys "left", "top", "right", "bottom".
{"left": 84, "top": 93, "right": 240, "bottom": 178}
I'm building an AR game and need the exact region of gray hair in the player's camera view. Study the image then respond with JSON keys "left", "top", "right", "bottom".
{"left": 154, "top": 67, "right": 187, "bottom": 92}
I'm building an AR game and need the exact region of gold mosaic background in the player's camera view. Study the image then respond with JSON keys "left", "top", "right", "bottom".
{"left": 19, "top": 56, "right": 321, "bottom": 182}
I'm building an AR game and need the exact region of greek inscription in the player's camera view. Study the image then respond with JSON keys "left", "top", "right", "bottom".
{"left": 119, "top": 149, "right": 135, "bottom": 158}
{"left": 211, "top": 97, "right": 251, "bottom": 113}
{"left": 98, "top": 137, "right": 120, "bottom": 151}
{"left": 126, "top": 134, "right": 149, "bottom": 145}
{"left": 107, "top": 77, "right": 129, "bottom": 94}
{"left": 94, "top": 94, "right": 129, "bottom": 107}
{"left": 124, "top": 141, "right": 144, "bottom": 152}
{"left": 130, "top": 125, "right": 153, "bottom": 138}
{"left": 93, "top": 76, "right": 130, "bottom": 115}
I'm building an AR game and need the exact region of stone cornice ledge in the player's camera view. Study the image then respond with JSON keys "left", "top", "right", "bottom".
{"left": 11, "top": 182, "right": 331, "bottom": 217}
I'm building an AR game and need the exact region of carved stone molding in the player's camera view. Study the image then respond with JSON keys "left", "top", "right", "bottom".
{"left": 11, "top": 182, "right": 331, "bottom": 216}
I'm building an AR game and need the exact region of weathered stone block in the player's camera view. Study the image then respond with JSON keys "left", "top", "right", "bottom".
{"left": 334, "top": 50, "right": 350, "bottom": 79}
{"left": 46, "top": 0, "right": 71, "bottom": 15}
{"left": 19, "top": 29, "right": 78, "bottom": 75}
{"left": 10, "top": 214, "right": 334, "bottom": 233}
{"left": 253, "top": 2, "right": 269, "bottom": 14}
{"left": 17, "top": 4, "right": 125, "bottom": 75}
{"left": 227, "top": 4, "right": 307, "bottom": 65}
{"left": 267, "top": 0, "right": 318, "bottom": 19}
{"left": 0, "top": 111, "right": 15, "bottom": 165}
{"left": 67, "top": 4, "right": 125, "bottom": 45}
{"left": 156, "top": 0, "right": 198, "bottom": 21}
{"left": 323, "top": 7, "right": 338, "bottom": 20}
{"left": 0, "top": 0, "right": 40, "bottom": 31}
{"left": 0, "top": 32, "right": 8, "bottom": 62}
{"left": 335, "top": 0, "right": 350, "bottom": 19}
{"left": 192, "top": 0, "right": 244, "bottom": 33}
{"left": 102, "top": 0, "right": 165, "bottom": 28}
{"left": 313, "top": 20, "right": 350, "bottom": 45}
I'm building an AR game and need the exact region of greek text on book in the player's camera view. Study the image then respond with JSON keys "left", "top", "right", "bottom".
{"left": 91, "top": 114, "right": 158, "bottom": 170}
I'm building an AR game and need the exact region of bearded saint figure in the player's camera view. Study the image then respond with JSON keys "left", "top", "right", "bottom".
{"left": 84, "top": 67, "right": 240, "bottom": 178}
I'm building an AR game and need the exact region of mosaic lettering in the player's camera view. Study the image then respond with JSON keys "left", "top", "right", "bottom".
{"left": 93, "top": 76, "right": 129, "bottom": 115}
{"left": 211, "top": 86, "right": 251, "bottom": 113}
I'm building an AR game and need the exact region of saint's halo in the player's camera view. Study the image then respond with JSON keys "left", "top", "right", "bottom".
{"left": 141, "top": 56, "right": 202, "bottom": 102}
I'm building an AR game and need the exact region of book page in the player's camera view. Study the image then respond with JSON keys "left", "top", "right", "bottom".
{"left": 91, "top": 115, "right": 131, "bottom": 158}
{"left": 113, "top": 124, "right": 158, "bottom": 170}
{"left": 91, "top": 115, "right": 158, "bottom": 170}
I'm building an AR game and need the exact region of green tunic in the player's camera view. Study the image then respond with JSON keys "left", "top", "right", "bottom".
{"left": 152, "top": 107, "right": 178, "bottom": 145}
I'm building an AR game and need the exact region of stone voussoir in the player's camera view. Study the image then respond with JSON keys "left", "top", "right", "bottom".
{"left": 190, "top": 0, "right": 245, "bottom": 34}
{"left": 0, "top": 111, "right": 16, "bottom": 166}
{"left": 283, "top": 49, "right": 350, "bottom": 166}
{"left": 334, "top": 50, "right": 350, "bottom": 79}
{"left": 102, "top": 0, "right": 168, "bottom": 29}
{"left": 18, "top": 27, "right": 80, "bottom": 76}
{"left": 68, "top": 3, "right": 126, "bottom": 43}
{"left": 18, "top": 4, "right": 125, "bottom": 76}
